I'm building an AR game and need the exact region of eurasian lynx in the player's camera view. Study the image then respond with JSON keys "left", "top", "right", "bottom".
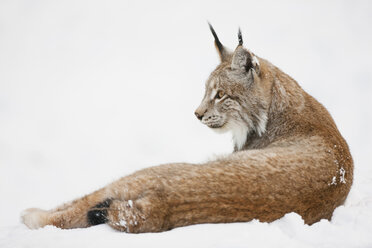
{"left": 21, "top": 24, "right": 353, "bottom": 233}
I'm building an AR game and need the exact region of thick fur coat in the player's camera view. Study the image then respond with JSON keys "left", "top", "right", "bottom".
{"left": 21, "top": 26, "right": 353, "bottom": 233}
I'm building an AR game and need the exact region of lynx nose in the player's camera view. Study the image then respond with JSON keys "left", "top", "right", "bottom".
{"left": 194, "top": 107, "right": 206, "bottom": 120}
{"left": 194, "top": 111, "right": 203, "bottom": 120}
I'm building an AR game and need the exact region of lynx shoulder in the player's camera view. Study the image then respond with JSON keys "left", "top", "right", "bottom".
{"left": 21, "top": 25, "right": 353, "bottom": 233}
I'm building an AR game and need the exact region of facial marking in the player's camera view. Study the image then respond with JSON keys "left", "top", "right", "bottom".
{"left": 210, "top": 88, "right": 217, "bottom": 100}
{"left": 209, "top": 79, "right": 216, "bottom": 89}
{"left": 216, "top": 96, "right": 224, "bottom": 103}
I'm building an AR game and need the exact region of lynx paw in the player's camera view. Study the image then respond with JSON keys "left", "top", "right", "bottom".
{"left": 21, "top": 208, "right": 49, "bottom": 229}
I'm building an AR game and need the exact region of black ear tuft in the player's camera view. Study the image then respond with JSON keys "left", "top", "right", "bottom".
{"left": 208, "top": 22, "right": 230, "bottom": 62}
{"left": 208, "top": 22, "right": 224, "bottom": 55}
{"left": 238, "top": 27, "right": 243, "bottom": 46}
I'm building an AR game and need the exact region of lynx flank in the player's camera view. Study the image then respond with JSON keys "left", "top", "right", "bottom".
{"left": 21, "top": 25, "right": 353, "bottom": 233}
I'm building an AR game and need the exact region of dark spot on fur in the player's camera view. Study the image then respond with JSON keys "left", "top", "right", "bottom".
{"left": 87, "top": 199, "right": 112, "bottom": 226}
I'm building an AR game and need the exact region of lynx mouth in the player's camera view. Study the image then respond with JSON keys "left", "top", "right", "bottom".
{"left": 207, "top": 122, "right": 226, "bottom": 129}
{"left": 201, "top": 116, "right": 227, "bottom": 129}
{"left": 209, "top": 124, "right": 224, "bottom": 129}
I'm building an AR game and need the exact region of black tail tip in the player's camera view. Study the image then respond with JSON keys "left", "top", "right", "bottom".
{"left": 87, "top": 199, "right": 112, "bottom": 226}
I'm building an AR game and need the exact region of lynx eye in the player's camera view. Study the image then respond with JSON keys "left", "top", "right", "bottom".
{"left": 215, "top": 90, "right": 225, "bottom": 99}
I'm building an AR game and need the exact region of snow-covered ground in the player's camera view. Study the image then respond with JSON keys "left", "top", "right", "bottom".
{"left": 1, "top": 0, "right": 371, "bottom": 247}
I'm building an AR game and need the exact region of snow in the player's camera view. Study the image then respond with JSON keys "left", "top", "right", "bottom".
{"left": 1, "top": 0, "right": 372, "bottom": 247}
{"left": 340, "top": 168, "right": 346, "bottom": 184}
{"left": 119, "top": 220, "right": 127, "bottom": 228}
{"left": 330, "top": 176, "right": 337, "bottom": 186}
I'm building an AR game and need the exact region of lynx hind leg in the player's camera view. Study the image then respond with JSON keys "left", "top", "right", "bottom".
{"left": 107, "top": 198, "right": 167, "bottom": 233}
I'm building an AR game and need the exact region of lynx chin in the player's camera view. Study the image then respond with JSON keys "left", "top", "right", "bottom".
{"left": 21, "top": 24, "right": 353, "bottom": 233}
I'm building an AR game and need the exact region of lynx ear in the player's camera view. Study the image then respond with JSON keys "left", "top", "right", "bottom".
{"left": 208, "top": 23, "right": 230, "bottom": 62}
{"left": 231, "top": 46, "right": 253, "bottom": 71}
{"left": 231, "top": 29, "right": 259, "bottom": 73}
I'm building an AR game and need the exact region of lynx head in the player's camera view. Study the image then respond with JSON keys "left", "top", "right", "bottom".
{"left": 195, "top": 24, "right": 270, "bottom": 150}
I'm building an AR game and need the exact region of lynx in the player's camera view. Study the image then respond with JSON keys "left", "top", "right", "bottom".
{"left": 21, "top": 24, "right": 353, "bottom": 233}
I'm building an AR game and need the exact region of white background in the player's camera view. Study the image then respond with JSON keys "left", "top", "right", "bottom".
{"left": 0, "top": 0, "right": 371, "bottom": 247}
